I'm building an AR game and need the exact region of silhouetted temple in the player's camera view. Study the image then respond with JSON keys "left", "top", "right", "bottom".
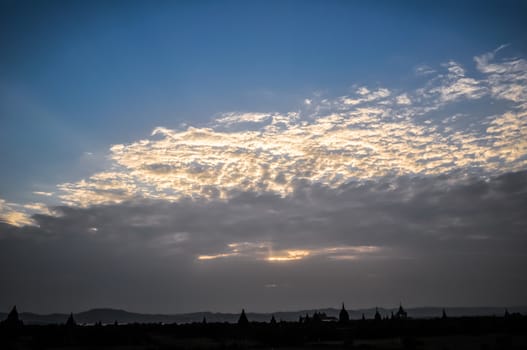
{"left": 374, "top": 307, "right": 382, "bottom": 322}
{"left": 395, "top": 304, "right": 408, "bottom": 319}
{"left": 270, "top": 315, "right": 277, "bottom": 324}
{"left": 66, "top": 313, "right": 76, "bottom": 327}
{"left": 3, "top": 305, "right": 23, "bottom": 327}
{"left": 237, "top": 309, "right": 249, "bottom": 326}
{"left": 339, "top": 303, "right": 350, "bottom": 323}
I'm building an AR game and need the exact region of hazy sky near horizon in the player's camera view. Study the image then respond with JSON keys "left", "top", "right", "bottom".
{"left": 1, "top": 0, "right": 527, "bottom": 314}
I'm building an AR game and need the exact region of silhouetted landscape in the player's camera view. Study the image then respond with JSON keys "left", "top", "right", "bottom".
{"left": 2, "top": 304, "right": 526, "bottom": 349}
{"left": 2, "top": 306, "right": 527, "bottom": 325}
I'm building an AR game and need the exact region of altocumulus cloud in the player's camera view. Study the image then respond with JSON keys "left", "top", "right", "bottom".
{"left": 49, "top": 48, "right": 527, "bottom": 208}
{"left": 1, "top": 48, "right": 527, "bottom": 312}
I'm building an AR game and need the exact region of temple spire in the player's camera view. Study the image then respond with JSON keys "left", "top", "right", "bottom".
{"left": 374, "top": 307, "right": 382, "bottom": 322}
{"left": 270, "top": 314, "right": 277, "bottom": 324}
{"left": 4, "top": 305, "right": 23, "bottom": 327}
{"left": 66, "top": 313, "right": 76, "bottom": 327}
{"left": 237, "top": 309, "right": 249, "bottom": 326}
{"left": 395, "top": 303, "right": 408, "bottom": 319}
{"left": 339, "top": 302, "right": 350, "bottom": 323}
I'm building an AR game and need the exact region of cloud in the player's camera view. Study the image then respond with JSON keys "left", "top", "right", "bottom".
{"left": 3, "top": 171, "right": 527, "bottom": 260}
{"left": 4, "top": 48, "right": 527, "bottom": 218}
{"left": 342, "top": 87, "right": 391, "bottom": 105}
{"left": 473, "top": 44, "right": 512, "bottom": 74}
{"left": 428, "top": 61, "right": 487, "bottom": 102}
{"left": 33, "top": 191, "right": 54, "bottom": 197}
{"left": 395, "top": 94, "right": 411, "bottom": 105}
{"left": 197, "top": 242, "right": 382, "bottom": 262}
{"left": 1, "top": 170, "right": 526, "bottom": 312}
{"left": 415, "top": 64, "right": 436, "bottom": 76}
{"left": 486, "top": 111, "right": 527, "bottom": 164}
{"left": 55, "top": 83, "right": 526, "bottom": 208}
{"left": 0, "top": 199, "right": 53, "bottom": 227}
{"left": 3, "top": 50, "right": 508, "bottom": 212}
{"left": 0, "top": 199, "right": 34, "bottom": 226}
{"left": 214, "top": 112, "right": 274, "bottom": 126}
{"left": 474, "top": 46, "right": 527, "bottom": 106}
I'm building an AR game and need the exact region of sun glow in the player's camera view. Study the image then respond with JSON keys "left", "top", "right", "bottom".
{"left": 266, "top": 250, "right": 311, "bottom": 262}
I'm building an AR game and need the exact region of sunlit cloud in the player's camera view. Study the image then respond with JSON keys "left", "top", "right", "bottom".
{"left": 395, "top": 94, "right": 411, "bottom": 105}
{"left": 23, "top": 202, "right": 52, "bottom": 215}
{"left": 341, "top": 87, "right": 391, "bottom": 105}
{"left": 474, "top": 47, "right": 527, "bottom": 108}
{"left": 0, "top": 198, "right": 55, "bottom": 227}
{"left": 0, "top": 198, "right": 35, "bottom": 227}
{"left": 198, "top": 253, "right": 238, "bottom": 260}
{"left": 214, "top": 112, "right": 274, "bottom": 126}
{"left": 33, "top": 191, "right": 54, "bottom": 197}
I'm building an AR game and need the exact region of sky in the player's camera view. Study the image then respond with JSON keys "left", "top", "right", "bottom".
{"left": 1, "top": 0, "right": 527, "bottom": 314}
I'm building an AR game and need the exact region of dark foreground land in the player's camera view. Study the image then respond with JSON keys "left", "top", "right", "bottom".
{"left": 2, "top": 315, "right": 527, "bottom": 350}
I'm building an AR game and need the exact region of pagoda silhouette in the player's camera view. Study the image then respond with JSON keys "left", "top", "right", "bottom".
{"left": 65, "top": 313, "right": 76, "bottom": 327}
{"left": 395, "top": 303, "right": 408, "bottom": 319}
{"left": 374, "top": 307, "right": 382, "bottom": 322}
{"left": 270, "top": 314, "right": 277, "bottom": 324}
{"left": 3, "top": 305, "right": 23, "bottom": 327}
{"left": 339, "top": 303, "right": 350, "bottom": 323}
{"left": 237, "top": 309, "right": 249, "bottom": 326}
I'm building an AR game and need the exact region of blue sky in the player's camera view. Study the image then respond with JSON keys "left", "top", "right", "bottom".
{"left": 1, "top": 1, "right": 527, "bottom": 313}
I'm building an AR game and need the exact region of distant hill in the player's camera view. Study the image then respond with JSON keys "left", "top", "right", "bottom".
{"left": 1, "top": 306, "right": 525, "bottom": 325}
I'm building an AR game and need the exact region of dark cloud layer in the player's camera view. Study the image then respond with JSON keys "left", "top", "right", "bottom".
{"left": 1, "top": 171, "right": 526, "bottom": 313}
